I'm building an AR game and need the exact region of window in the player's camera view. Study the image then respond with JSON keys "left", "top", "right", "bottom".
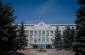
{"left": 26, "top": 35, "right": 28, "bottom": 37}
{"left": 42, "top": 30, "right": 45, "bottom": 36}
{"left": 25, "top": 30, "right": 29, "bottom": 37}
{"left": 30, "top": 37, "right": 33, "bottom": 41}
{"left": 50, "top": 30, "right": 53, "bottom": 36}
{"left": 42, "top": 37, "right": 45, "bottom": 42}
{"left": 46, "top": 38, "right": 49, "bottom": 42}
{"left": 38, "top": 30, "right": 41, "bottom": 36}
{"left": 32, "top": 27, "right": 35, "bottom": 29}
{"left": 46, "top": 30, "right": 49, "bottom": 36}
{"left": 46, "top": 37, "right": 49, "bottom": 42}
{"left": 30, "top": 30, "right": 33, "bottom": 37}
{"left": 49, "top": 27, "right": 51, "bottom": 29}
{"left": 38, "top": 38, "right": 41, "bottom": 42}
{"left": 34, "top": 38, "right": 37, "bottom": 42}
{"left": 54, "top": 30, "right": 56, "bottom": 36}
{"left": 25, "top": 30, "right": 29, "bottom": 35}
{"left": 50, "top": 38, "right": 53, "bottom": 42}
{"left": 34, "top": 30, "right": 37, "bottom": 36}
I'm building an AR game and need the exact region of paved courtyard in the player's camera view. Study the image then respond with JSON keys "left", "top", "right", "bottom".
{"left": 18, "top": 49, "right": 75, "bottom": 55}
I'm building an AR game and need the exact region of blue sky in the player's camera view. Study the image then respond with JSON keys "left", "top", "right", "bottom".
{"left": 3, "top": 0, "right": 79, "bottom": 24}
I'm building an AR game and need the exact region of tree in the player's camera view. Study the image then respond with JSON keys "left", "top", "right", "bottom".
{"left": 71, "top": 26, "right": 75, "bottom": 44}
{"left": 0, "top": 0, "right": 27, "bottom": 54}
{"left": 53, "top": 26, "right": 62, "bottom": 50}
{"left": 72, "top": 0, "right": 85, "bottom": 55}
{"left": 0, "top": 0, "right": 17, "bottom": 53}
{"left": 18, "top": 22, "right": 27, "bottom": 50}
{"left": 63, "top": 26, "right": 75, "bottom": 50}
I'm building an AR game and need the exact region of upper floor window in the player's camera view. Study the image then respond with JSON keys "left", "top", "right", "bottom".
{"left": 46, "top": 37, "right": 49, "bottom": 42}
{"left": 25, "top": 30, "right": 29, "bottom": 35}
{"left": 34, "top": 30, "right": 37, "bottom": 36}
{"left": 42, "top": 37, "right": 45, "bottom": 42}
{"left": 34, "top": 38, "right": 37, "bottom": 42}
{"left": 30, "top": 37, "right": 33, "bottom": 41}
{"left": 32, "top": 27, "right": 35, "bottom": 29}
{"left": 26, "top": 35, "right": 28, "bottom": 37}
{"left": 38, "top": 30, "right": 41, "bottom": 36}
{"left": 50, "top": 30, "right": 53, "bottom": 36}
{"left": 49, "top": 27, "right": 51, "bottom": 29}
{"left": 42, "top": 30, "right": 45, "bottom": 36}
{"left": 46, "top": 30, "right": 49, "bottom": 36}
{"left": 38, "top": 38, "right": 41, "bottom": 42}
{"left": 30, "top": 30, "right": 33, "bottom": 37}
{"left": 50, "top": 38, "right": 53, "bottom": 42}
{"left": 46, "top": 38, "right": 49, "bottom": 42}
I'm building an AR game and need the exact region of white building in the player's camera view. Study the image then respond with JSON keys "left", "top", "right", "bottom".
{"left": 18, "top": 22, "right": 76, "bottom": 49}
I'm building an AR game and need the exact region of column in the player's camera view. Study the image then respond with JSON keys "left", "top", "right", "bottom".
{"left": 29, "top": 30, "right": 31, "bottom": 48}
{"left": 41, "top": 30, "right": 43, "bottom": 42}
{"left": 48, "top": 30, "right": 50, "bottom": 43}
{"left": 49, "top": 30, "right": 51, "bottom": 43}
{"left": 37, "top": 30, "right": 38, "bottom": 43}
{"left": 45, "top": 30, "right": 46, "bottom": 43}
{"left": 36, "top": 30, "right": 38, "bottom": 49}
{"left": 33, "top": 30, "right": 34, "bottom": 43}
{"left": 53, "top": 30, "right": 55, "bottom": 38}
{"left": 28, "top": 30, "right": 30, "bottom": 48}
{"left": 41, "top": 30, "right": 42, "bottom": 43}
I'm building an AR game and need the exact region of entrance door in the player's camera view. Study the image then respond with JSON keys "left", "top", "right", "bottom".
{"left": 33, "top": 45, "right": 37, "bottom": 49}
{"left": 46, "top": 45, "right": 51, "bottom": 49}
{"left": 37, "top": 44, "right": 46, "bottom": 49}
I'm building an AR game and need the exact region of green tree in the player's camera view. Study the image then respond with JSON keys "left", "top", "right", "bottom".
{"left": 63, "top": 26, "right": 75, "bottom": 50}
{"left": 0, "top": 0, "right": 17, "bottom": 54}
{"left": 53, "top": 26, "right": 62, "bottom": 50}
{"left": 72, "top": 0, "right": 85, "bottom": 55}
{"left": 71, "top": 26, "right": 75, "bottom": 44}
{"left": 18, "top": 22, "right": 27, "bottom": 50}
{"left": 0, "top": 1, "right": 28, "bottom": 54}
{"left": 0, "top": 0, "right": 25, "bottom": 54}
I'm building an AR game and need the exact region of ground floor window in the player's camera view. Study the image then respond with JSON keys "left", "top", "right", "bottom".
{"left": 32, "top": 44, "right": 52, "bottom": 49}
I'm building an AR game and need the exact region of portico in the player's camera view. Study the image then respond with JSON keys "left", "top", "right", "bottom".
{"left": 18, "top": 22, "right": 76, "bottom": 49}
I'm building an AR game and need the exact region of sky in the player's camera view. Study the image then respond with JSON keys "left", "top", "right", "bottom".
{"left": 3, "top": 0, "right": 79, "bottom": 24}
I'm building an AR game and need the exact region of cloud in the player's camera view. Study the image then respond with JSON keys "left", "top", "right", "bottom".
{"left": 25, "top": 20, "right": 36, "bottom": 24}
{"left": 31, "top": 0, "right": 56, "bottom": 19}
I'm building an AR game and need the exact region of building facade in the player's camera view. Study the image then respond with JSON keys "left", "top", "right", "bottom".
{"left": 18, "top": 22, "right": 76, "bottom": 49}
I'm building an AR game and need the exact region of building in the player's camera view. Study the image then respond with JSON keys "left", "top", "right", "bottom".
{"left": 18, "top": 22, "right": 76, "bottom": 49}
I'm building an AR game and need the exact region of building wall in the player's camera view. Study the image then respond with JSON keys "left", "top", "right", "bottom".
{"left": 18, "top": 22, "right": 76, "bottom": 48}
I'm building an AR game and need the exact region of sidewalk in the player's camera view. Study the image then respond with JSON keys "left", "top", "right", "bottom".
{"left": 18, "top": 49, "right": 75, "bottom": 55}
{"left": 36, "top": 52, "right": 48, "bottom": 55}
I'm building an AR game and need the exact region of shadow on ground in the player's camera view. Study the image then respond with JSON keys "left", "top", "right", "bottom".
{"left": 2, "top": 52, "right": 25, "bottom": 55}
